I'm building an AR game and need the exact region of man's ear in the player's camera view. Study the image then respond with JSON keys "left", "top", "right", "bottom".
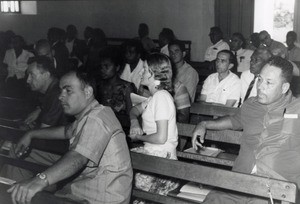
{"left": 282, "top": 82, "right": 290, "bottom": 94}
{"left": 84, "top": 86, "right": 93, "bottom": 99}
{"left": 228, "top": 63, "right": 234, "bottom": 70}
{"left": 183, "top": 51, "right": 186, "bottom": 58}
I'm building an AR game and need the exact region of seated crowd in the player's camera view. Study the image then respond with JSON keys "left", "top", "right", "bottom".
{"left": 0, "top": 24, "right": 300, "bottom": 204}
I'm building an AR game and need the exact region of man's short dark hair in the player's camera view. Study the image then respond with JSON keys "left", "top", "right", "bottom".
{"left": 99, "top": 46, "right": 123, "bottom": 67}
{"left": 268, "top": 56, "right": 293, "bottom": 83}
{"left": 28, "top": 56, "right": 56, "bottom": 76}
{"left": 287, "top": 31, "right": 297, "bottom": 41}
{"left": 218, "top": 49, "right": 238, "bottom": 71}
{"left": 168, "top": 40, "right": 185, "bottom": 52}
{"left": 75, "top": 71, "right": 97, "bottom": 96}
{"left": 210, "top": 26, "right": 223, "bottom": 38}
{"left": 123, "top": 39, "right": 143, "bottom": 55}
{"left": 159, "top": 28, "right": 176, "bottom": 42}
{"left": 232, "top": 32, "right": 246, "bottom": 48}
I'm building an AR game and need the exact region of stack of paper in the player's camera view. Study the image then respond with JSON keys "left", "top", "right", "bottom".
{"left": 177, "top": 182, "right": 213, "bottom": 202}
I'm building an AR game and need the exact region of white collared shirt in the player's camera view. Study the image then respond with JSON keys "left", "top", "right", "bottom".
{"left": 4, "top": 49, "right": 34, "bottom": 79}
{"left": 120, "top": 59, "right": 144, "bottom": 89}
{"left": 235, "top": 48, "right": 253, "bottom": 72}
{"left": 201, "top": 71, "right": 241, "bottom": 107}
{"left": 240, "top": 70, "right": 258, "bottom": 103}
{"left": 204, "top": 40, "right": 230, "bottom": 61}
{"left": 160, "top": 44, "right": 169, "bottom": 56}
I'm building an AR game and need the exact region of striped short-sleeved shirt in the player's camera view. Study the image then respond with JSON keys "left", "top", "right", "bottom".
{"left": 56, "top": 100, "right": 132, "bottom": 204}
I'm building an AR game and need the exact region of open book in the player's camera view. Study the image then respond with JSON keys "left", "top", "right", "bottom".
{"left": 184, "top": 147, "right": 223, "bottom": 157}
{"left": 177, "top": 182, "right": 213, "bottom": 202}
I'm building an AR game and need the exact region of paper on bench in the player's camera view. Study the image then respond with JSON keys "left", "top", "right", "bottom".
{"left": 177, "top": 182, "right": 212, "bottom": 202}
{"left": 0, "top": 176, "right": 16, "bottom": 185}
{"left": 184, "top": 147, "right": 223, "bottom": 157}
{"left": 180, "top": 182, "right": 212, "bottom": 195}
{"left": 177, "top": 192, "right": 206, "bottom": 202}
{"left": 130, "top": 93, "right": 148, "bottom": 106}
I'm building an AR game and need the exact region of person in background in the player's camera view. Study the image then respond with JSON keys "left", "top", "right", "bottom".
{"left": 3, "top": 35, "right": 34, "bottom": 97}
{"left": 230, "top": 32, "right": 253, "bottom": 73}
{"left": 65, "top": 24, "right": 86, "bottom": 66}
{"left": 85, "top": 28, "right": 107, "bottom": 74}
{"left": 95, "top": 46, "right": 136, "bottom": 131}
{"left": 120, "top": 39, "right": 144, "bottom": 90}
{"left": 158, "top": 28, "right": 176, "bottom": 56}
{"left": 247, "top": 32, "right": 260, "bottom": 50}
{"left": 47, "top": 27, "right": 70, "bottom": 77}
{"left": 193, "top": 56, "right": 300, "bottom": 204}
{"left": 286, "top": 31, "right": 300, "bottom": 62}
{"left": 240, "top": 47, "right": 272, "bottom": 104}
{"left": 259, "top": 30, "right": 287, "bottom": 57}
{"left": 169, "top": 40, "right": 199, "bottom": 102}
{"left": 204, "top": 26, "right": 230, "bottom": 62}
{"left": 200, "top": 50, "right": 241, "bottom": 107}
{"left": 137, "top": 23, "right": 156, "bottom": 54}
{"left": 8, "top": 70, "right": 133, "bottom": 204}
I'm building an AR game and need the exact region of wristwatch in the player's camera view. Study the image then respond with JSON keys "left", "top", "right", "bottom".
{"left": 36, "top": 173, "right": 49, "bottom": 185}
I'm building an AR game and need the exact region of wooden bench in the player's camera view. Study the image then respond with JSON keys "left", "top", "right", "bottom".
{"left": 131, "top": 152, "right": 298, "bottom": 204}
{"left": 189, "top": 102, "right": 239, "bottom": 124}
{"left": 0, "top": 121, "right": 68, "bottom": 156}
{"left": 0, "top": 152, "right": 297, "bottom": 204}
{"left": 0, "top": 96, "right": 36, "bottom": 121}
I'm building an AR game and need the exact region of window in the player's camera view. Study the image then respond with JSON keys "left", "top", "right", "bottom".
{"left": 254, "top": 0, "right": 295, "bottom": 44}
{"left": 0, "top": 1, "right": 20, "bottom": 13}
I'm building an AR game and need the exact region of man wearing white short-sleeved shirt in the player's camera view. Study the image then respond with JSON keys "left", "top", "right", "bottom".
{"left": 200, "top": 50, "right": 241, "bottom": 107}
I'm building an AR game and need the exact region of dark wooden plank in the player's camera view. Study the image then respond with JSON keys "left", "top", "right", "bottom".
{"left": 132, "top": 189, "right": 198, "bottom": 204}
{"left": 190, "top": 102, "right": 238, "bottom": 117}
{"left": 0, "top": 183, "right": 81, "bottom": 204}
{"left": 176, "top": 151, "right": 235, "bottom": 167}
{"left": 0, "top": 125, "right": 68, "bottom": 155}
{"left": 0, "top": 154, "right": 47, "bottom": 173}
{"left": 131, "top": 152, "right": 297, "bottom": 203}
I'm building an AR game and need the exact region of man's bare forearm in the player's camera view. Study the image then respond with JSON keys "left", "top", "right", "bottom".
{"left": 43, "top": 150, "right": 88, "bottom": 185}
{"left": 201, "top": 116, "right": 233, "bottom": 130}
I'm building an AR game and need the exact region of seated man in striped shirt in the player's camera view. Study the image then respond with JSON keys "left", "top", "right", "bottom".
{"left": 8, "top": 71, "right": 133, "bottom": 204}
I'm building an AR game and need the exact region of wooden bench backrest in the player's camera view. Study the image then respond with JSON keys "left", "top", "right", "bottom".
{"left": 177, "top": 122, "right": 242, "bottom": 145}
{"left": 190, "top": 102, "right": 239, "bottom": 117}
{"left": 131, "top": 152, "right": 298, "bottom": 204}
{"left": 106, "top": 37, "right": 192, "bottom": 61}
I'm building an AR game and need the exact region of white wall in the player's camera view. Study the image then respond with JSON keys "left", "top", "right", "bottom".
{"left": 0, "top": 0, "right": 215, "bottom": 61}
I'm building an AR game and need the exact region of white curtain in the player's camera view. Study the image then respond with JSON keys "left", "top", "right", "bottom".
{"left": 294, "top": 0, "right": 300, "bottom": 40}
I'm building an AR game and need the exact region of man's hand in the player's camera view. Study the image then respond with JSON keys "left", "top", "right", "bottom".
{"left": 24, "top": 108, "right": 41, "bottom": 128}
{"left": 7, "top": 177, "right": 48, "bottom": 204}
{"left": 12, "top": 132, "right": 33, "bottom": 158}
{"left": 192, "top": 122, "right": 207, "bottom": 150}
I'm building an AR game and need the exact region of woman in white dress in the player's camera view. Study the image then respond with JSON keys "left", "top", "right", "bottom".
{"left": 129, "top": 53, "right": 179, "bottom": 197}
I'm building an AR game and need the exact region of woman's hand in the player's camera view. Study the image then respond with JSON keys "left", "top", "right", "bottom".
{"left": 129, "top": 119, "right": 143, "bottom": 141}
